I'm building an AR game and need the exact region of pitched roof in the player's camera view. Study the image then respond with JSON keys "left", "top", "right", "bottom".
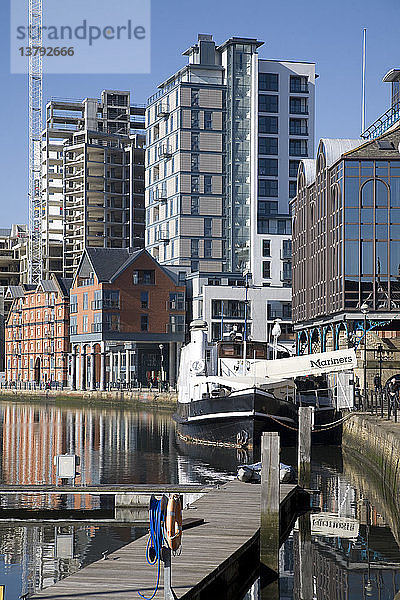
{"left": 57, "top": 277, "right": 73, "bottom": 296}
{"left": 40, "top": 280, "right": 58, "bottom": 293}
{"left": 319, "top": 138, "right": 364, "bottom": 168}
{"left": 85, "top": 248, "right": 142, "bottom": 282}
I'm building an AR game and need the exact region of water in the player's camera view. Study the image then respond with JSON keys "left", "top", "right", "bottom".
{"left": 0, "top": 399, "right": 399, "bottom": 599}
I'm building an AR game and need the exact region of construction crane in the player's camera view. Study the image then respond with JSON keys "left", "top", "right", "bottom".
{"left": 28, "top": 0, "right": 43, "bottom": 284}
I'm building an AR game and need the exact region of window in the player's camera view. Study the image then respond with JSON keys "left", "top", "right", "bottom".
{"left": 289, "top": 160, "right": 300, "bottom": 178}
{"left": 289, "top": 181, "right": 297, "bottom": 198}
{"left": 70, "top": 316, "right": 77, "bottom": 335}
{"left": 290, "top": 97, "right": 308, "bottom": 114}
{"left": 133, "top": 270, "right": 155, "bottom": 285}
{"left": 191, "top": 110, "right": 199, "bottom": 129}
{"left": 258, "top": 179, "right": 278, "bottom": 197}
{"left": 169, "top": 292, "right": 185, "bottom": 310}
{"left": 259, "top": 158, "right": 278, "bottom": 176}
{"left": 259, "top": 95, "right": 278, "bottom": 113}
{"left": 259, "top": 137, "right": 278, "bottom": 155}
{"left": 191, "top": 260, "right": 199, "bottom": 272}
{"left": 83, "top": 292, "right": 88, "bottom": 310}
{"left": 289, "top": 118, "right": 308, "bottom": 135}
{"left": 204, "top": 175, "right": 212, "bottom": 193}
{"left": 259, "top": 73, "right": 279, "bottom": 91}
{"left": 259, "top": 116, "right": 278, "bottom": 134}
{"left": 191, "top": 175, "right": 199, "bottom": 193}
{"left": 204, "top": 240, "right": 212, "bottom": 257}
{"left": 212, "top": 300, "right": 249, "bottom": 319}
{"left": 204, "top": 217, "right": 212, "bottom": 237}
{"left": 282, "top": 239, "right": 292, "bottom": 258}
{"left": 140, "top": 314, "right": 149, "bottom": 331}
{"left": 204, "top": 111, "right": 212, "bottom": 129}
{"left": 191, "top": 88, "right": 199, "bottom": 106}
{"left": 262, "top": 240, "right": 271, "bottom": 257}
{"left": 258, "top": 200, "right": 278, "bottom": 215}
{"left": 191, "top": 239, "right": 199, "bottom": 257}
{"left": 191, "top": 196, "right": 199, "bottom": 215}
{"left": 191, "top": 154, "right": 199, "bottom": 172}
{"left": 290, "top": 75, "right": 308, "bottom": 93}
{"left": 289, "top": 139, "right": 308, "bottom": 157}
{"left": 178, "top": 271, "right": 186, "bottom": 284}
{"left": 83, "top": 315, "right": 88, "bottom": 333}
{"left": 70, "top": 294, "right": 77, "bottom": 313}
{"left": 262, "top": 261, "right": 271, "bottom": 278}
{"left": 141, "top": 291, "right": 149, "bottom": 309}
{"left": 104, "top": 313, "right": 120, "bottom": 332}
{"left": 191, "top": 133, "right": 199, "bottom": 151}
{"left": 169, "top": 314, "right": 185, "bottom": 333}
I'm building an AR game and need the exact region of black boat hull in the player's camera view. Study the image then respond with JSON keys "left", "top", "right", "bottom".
{"left": 173, "top": 388, "right": 341, "bottom": 456}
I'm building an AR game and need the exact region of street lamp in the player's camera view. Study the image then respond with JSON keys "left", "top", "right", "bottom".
{"left": 158, "top": 344, "right": 164, "bottom": 390}
{"left": 360, "top": 302, "right": 370, "bottom": 405}
{"left": 242, "top": 270, "right": 252, "bottom": 374}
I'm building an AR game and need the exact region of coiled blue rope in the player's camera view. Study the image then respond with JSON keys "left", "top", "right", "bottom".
{"left": 138, "top": 495, "right": 166, "bottom": 600}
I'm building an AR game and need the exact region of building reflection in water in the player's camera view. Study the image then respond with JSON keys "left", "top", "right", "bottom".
{"left": 0, "top": 400, "right": 177, "bottom": 598}
{"left": 280, "top": 448, "right": 400, "bottom": 600}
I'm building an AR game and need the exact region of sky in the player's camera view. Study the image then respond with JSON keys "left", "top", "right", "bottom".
{"left": 1, "top": 0, "right": 399, "bottom": 226}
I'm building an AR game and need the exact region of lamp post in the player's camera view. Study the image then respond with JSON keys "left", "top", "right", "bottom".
{"left": 159, "top": 344, "right": 164, "bottom": 390}
{"left": 242, "top": 270, "right": 252, "bottom": 374}
{"left": 360, "top": 302, "right": 370, "bottom": 406}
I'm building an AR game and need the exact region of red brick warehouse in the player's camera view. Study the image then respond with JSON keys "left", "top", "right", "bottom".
{"left": 69, "top": 248, "right": 186, "bottom": 389}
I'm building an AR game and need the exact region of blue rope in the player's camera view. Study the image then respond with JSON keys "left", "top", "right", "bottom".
{"left": 138, "top": 495, "right": 166, "bottom": 600}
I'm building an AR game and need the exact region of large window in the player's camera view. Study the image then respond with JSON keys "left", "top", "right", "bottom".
{"left": 289, "top": 118, "right": 308, "bottom": 135}
{"left": 258, "top": 200, "right": 278, "bottom": 215}
{"left": 259, "top": 95, "right": 279, "bottom": 113}
{"left": 289, "top": 139, "right": 308, "bottom": 157}
{"left": 133, "top": 270, "right": 155, "bottom": 285}
{"left": 289, "top": 97, "right": 308, "bottom": 114}
{"left": 290, "top": 76, "right": 308, "bottom": 93}
{"left": 259, "top": 158, "right": 278, "bottom": 176}
{"left": 259, "top": 137, "right": 278, "bottom": 155}
{"left": 258, "top": 179, "right": 278, "bottom": 197}
{"left": 204, "top": 240, "right": 212, "bottom": 257}
{"left": 212, "top": 300, "right": 249, "bottom": 319}
{"left": 262, "top": 240, "right": 271, "bottom": 257}
{"left": 140, "top": 314, "right": 149, "bottom": 331}
{"left": 169, "top": 314, "right": 185, "bottom": 333}
{"left": 289, "top": 181, "right": 297, "bottom": 198}
{"left": 191, "top": 239, "right": 199, "bottom": 258}
{"left": 259, "top": 116, "right": 278, "bottom": 134}
{"left": 204, "top": 111, "right": 213, "bottom": 130}
{"left": 259, "top": 73, "right": 279, "bottom": 91}
{"left": 204, "top": 175, "right": 212, "bottom": 193}
{"left": 204, "top": 217, "right": 212, "bottom": 237}
{"left": 169, "top": 292, "right": 185, "bottom": 310}
{"left": 289, "top": 160, "right": 300, "bottom": 178}
{"left": 191, "top": 196, "right": 199, "bottom": 215}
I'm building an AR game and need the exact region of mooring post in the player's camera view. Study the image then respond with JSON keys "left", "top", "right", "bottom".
{"left": 298, "top": 407, "right": 314, "bottom": 490}
{"left": 260, "top": 432, "right": 280, "bottom": 599}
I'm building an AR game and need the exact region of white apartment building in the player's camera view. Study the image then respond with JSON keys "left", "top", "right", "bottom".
{"left": 42, "top": 90, "right": 145, "bottom": 278}
{"left": 145, "top": 35, "right": 315, "bottom": 348}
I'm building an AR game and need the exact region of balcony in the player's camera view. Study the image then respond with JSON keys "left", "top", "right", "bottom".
{"left": 157, "top": 104, "right": 170, "bottom": 118}
{"left": 91, "top": 299, "right": 120, "bottom": 310}
{"left": 70, "top": 304, "right": 78, "bottom": 313}
{"left": 159, "top": 145, "right": 172, "bottom": 159}
{"left": 70, "top": 325, "right": 78, "bottom": 335}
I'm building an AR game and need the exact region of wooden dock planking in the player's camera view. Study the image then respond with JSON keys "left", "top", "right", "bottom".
{"left": 32, "top": 481, "right": 299, "bottom": 600}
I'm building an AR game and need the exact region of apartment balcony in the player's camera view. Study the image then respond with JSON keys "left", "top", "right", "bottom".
{"left": 157, "top": 104, "right": 170, "bottom": 118}
{"left": 159, "top": 145, "right": 172, "bottom": 159}
{"left": 91, "top": 299, "right": 120, "bottom": 310}
{"left": 158, "top": 230, "right": 170, "bottom": 243}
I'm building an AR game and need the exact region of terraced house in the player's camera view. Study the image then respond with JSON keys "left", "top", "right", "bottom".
{"left": 5, "top": 275, "right": 72, "bottom": 385}
{"left": 69, "top": 247, "right": 185, "bottom": 390}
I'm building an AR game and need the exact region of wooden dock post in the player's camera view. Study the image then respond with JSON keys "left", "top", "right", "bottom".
{"left": 260, "top": 432, "right": 280, "bottom": 598}
{"left": 298, "top": 407, "right": 314, "bottom": 489}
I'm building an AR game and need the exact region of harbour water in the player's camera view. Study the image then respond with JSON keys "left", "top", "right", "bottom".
{"left": 0, "top": 399, "right": 398, "bottom": 599}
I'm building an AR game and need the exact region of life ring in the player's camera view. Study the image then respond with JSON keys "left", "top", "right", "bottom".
{"left": 165, "top": 494, "right": 182, "bottom": 551}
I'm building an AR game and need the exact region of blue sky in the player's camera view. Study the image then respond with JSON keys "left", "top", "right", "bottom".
{"left": 1, "top": 0, "right": 399, "bottom": 225}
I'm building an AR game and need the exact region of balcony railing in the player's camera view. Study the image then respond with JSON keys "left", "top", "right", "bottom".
{"left": 91, "top": 300, "right": 120, "bottom": 310}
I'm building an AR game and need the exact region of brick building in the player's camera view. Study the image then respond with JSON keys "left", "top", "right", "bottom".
{"left": 69, "top": 248, "right": 186, "bottom": 389}
{"left": 5, "top": 275, "right": 72, "bottom": 385}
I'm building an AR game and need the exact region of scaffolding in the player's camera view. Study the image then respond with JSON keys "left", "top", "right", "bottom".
{"left": 28, "top": 0, "right": 43, "bottom": 284}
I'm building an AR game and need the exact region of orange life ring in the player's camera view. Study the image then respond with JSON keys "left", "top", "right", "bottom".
{"left": 165, "top": 494, "right": 182, "bottom": 551}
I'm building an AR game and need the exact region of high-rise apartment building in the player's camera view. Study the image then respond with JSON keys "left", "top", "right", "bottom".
{"left": 145, "top": 35, "right": 315, "bottom": 347}
{"left": 42, "top": 90, "right": 145, "bottom": 278}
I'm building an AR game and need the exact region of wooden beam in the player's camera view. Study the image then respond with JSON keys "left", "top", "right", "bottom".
{"left": 260, "top": 432, "right": 280, "bottom": 599}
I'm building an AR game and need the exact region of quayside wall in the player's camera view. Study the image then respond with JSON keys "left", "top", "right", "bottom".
{"left": 342, "top": 414, "right": 400, "bottom": 546}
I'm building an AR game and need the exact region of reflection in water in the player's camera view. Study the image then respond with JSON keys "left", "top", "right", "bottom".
{"left": 280, "top": 447, "right": 400, "bottom": 600}
{"left": 0, "top": 400, "right": 400, "bottom": 599}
